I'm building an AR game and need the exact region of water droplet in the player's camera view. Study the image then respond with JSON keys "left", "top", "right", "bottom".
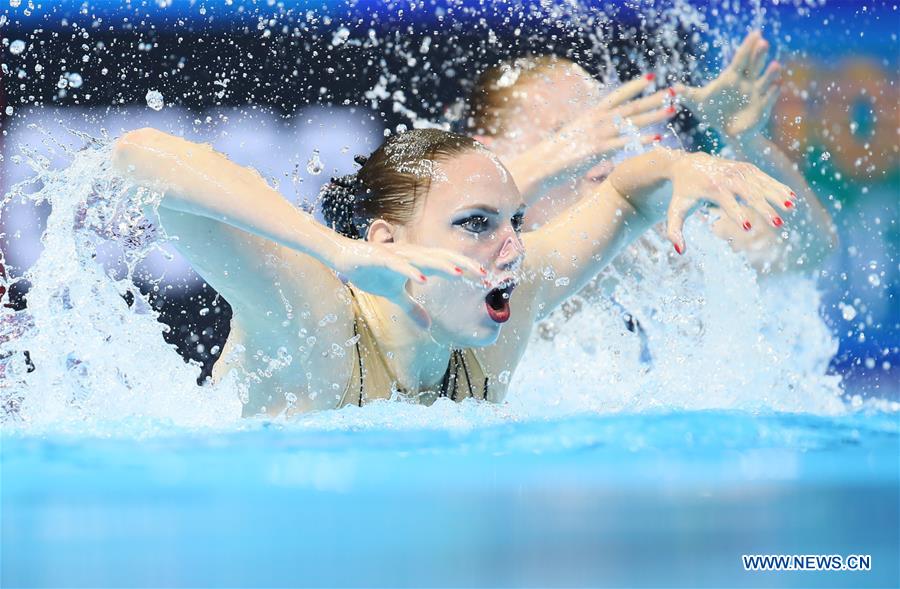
{"left": 306, "top": 150, "right": 324, "bottom": 175}
{"left": 66, "top": 72, "right": 83, "bottom": 88}
{"left": 497, "top": 370, "right": 511, "bottom": 384}
{"left": 867, "top": 273, "right": 881, "bottom": 287}
{"left": 9, "top": 40, "right": 26, "bottom": 55}
{"left": 840, "top": 303, "right": 857, "bottom": 321}
{"left": 9, "top": 0, "right": 22, "bottom": 9}
{"left": 331, "top": 27, "right": 350, "bottom": 46}
{"left": 145, "top": 89, "right": 164, "bottom": 111}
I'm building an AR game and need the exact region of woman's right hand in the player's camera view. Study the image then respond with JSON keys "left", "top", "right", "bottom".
{"left": 660, "top": 152, "right": 796, "bottom": 254}
{"left": 546, "top": 76, "right": 675, "bottom": 172}
{"left": 608, "top": 149, "right": 796, "bottom": 254}
{"left": 330, "top": 239, "right": 486, "bottom": 328}
{"left": 507, "top": 75, "right": 675, "bottom": 200}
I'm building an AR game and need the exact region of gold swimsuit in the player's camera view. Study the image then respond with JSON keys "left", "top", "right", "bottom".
{"left": 338, "top": 286, "right": 491, "bottom": 407}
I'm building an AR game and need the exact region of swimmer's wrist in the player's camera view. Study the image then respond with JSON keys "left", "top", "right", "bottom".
{"left": 607, "top": 147, "right": 683, "bottom": 219}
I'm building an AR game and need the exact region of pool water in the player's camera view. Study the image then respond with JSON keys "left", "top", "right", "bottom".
{"left": 3, "top": 409, "right": 898, "bottom": 588}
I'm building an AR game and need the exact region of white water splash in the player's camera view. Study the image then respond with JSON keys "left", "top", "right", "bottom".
{"left": 511, "top": 221, "right": 846, "bottom": 417}
{"left": 0, "top": 132, "right": 862, "bottom": 438}
{"left": 1, "top": 142, "right": 241, "bottom": 433}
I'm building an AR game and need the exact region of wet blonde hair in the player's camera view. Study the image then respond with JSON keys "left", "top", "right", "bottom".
{"left": 468, "top": 55, "right": 584, "bottom": 136}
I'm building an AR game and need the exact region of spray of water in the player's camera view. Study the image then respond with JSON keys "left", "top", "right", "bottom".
{"left": 0, "top": 128, "right": 859, "bottom": 437}
{"left": 3, "top": 1, "right": 896, "bottom": 436}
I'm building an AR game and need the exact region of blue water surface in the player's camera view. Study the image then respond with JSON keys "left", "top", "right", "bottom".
{"left": 2, "top": 409, "right": 898, "bottom": 588}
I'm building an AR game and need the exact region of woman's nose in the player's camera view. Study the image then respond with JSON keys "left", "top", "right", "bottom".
{"left": 496, "top": 231, "right": 525, "bottom": 269}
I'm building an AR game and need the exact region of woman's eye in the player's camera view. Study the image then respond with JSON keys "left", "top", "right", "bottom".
{"left": 511, "top": 213, "right": 524, "bottom": 233}
{"left": 456, "top": 215, "right": 490, "bottom": 233}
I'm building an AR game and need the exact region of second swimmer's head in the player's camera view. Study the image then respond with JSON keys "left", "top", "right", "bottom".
{"left": 468, "top": 55, "right": 601, "bottom": 154}
{"left": 319, "top": 128, "right": 526, "bottom": 347}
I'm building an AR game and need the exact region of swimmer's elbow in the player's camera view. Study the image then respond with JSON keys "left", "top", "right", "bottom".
{"left": 113, "top": 128, "right": 169, "bottom": 160}
{"left": 112, "top": 128, "right": 151, "bottom": 171}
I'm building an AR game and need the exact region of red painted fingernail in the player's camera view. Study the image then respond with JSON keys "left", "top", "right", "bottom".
{"left": 784, "top": 200, "right": 793, "bottom": 208}
{"left": 673, "top": 243, "right": 683, "bottom": 255}
{"left": 772, "top": 216, "right": 783, "bottom": 227}
{"left": 419, "top": 274, "right": 427, "bottom": 283}
{"left": 789, "top": 191, "right": 796, "bottom": 198}
{"left": 666, "top": 105, "right": 677, "bottom": 114}
{"left": 454, "top": 266, "right": 463, "bottom": 275}
{"left": 742, "top": 220, "right": 752, "bottom": 231}
{"left": 645, "top": 73, "right": 656, "bottom": 81}
{"left": 479, "top": 266, "right": 487, "bottom": 276}
{"left": 652, "top": 133, "right": 662, "bottom": 142}
{"left": 667, "top": 87, "right": 676, "bottom": 97}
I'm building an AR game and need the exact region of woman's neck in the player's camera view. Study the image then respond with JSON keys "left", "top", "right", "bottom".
{"left": 359, "top": 292, "right": 453, "bottom": 392}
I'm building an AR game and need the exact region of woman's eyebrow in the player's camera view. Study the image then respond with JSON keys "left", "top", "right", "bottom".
{"left": 456, "top": 205, "right": 500, "bottom": 215}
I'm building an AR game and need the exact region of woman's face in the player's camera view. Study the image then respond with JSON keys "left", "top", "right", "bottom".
{"left": 495, "top": 64, "right": 602, "bottom": 153}
{"left": 397, "top": 149, "right": 526, "bottom": 348}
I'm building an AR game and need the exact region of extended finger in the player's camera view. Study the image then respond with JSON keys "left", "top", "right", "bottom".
{"left": 611, "top": 89, "right": 671, "bottom": 118}
{"left": 628, "top": 106, "right": 677, "bottom": 129}
{"left": 748, "top": 38, "right": 770, "bottom": 79}
{"left": 727, "top": 31, "right": 760, "bottom": 75}
{"left": 402, "top": 248, "right": 485, "bottom": 281}
{"left": 386, "top": 257, "right": 428, "bottom": 285}
{"left": 758, "top": 83, "right": 781, "bottom": 122}
{"left": 440, "top": 251, "right": 487, "bottom": 279}
{"left": 665, "top": 194, "right": 696, "bottom": 254}
{"left": 755, "top": 61, "right": 782, "bottom": 92}
{"left": 756, "top": 169, "right": 797, "bottom": 214}
{"left": 746, "top": 193, "right": 785, "bottom": 228}
{"left": 728, "top": 168, "right": 793, "bottom": 221}
{"left": 601, "top": 75, "right": 654, "bottom": 109}
{"left": 598, "top": 132, "right": 663, "bottom": 153}
{"left": 706, "top": 187, "right": 753, "bottom": 231}
{"left": 402, "top": 253, "right": 465, "bottom": 280}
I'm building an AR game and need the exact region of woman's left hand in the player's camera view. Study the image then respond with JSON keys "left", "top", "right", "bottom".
{"left": 674, "top": 30, "right": 782, "bottom": 141}
{"left": 662, "top": 151, "right": 795, "bottom": 253}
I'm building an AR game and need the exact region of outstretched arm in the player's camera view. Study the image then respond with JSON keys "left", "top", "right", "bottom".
{"left": 522, "top": 147, "right": 794, "bottom": 318}
{"left": 676, "top": 30, "right": 837, "bottom": 273}
{"left": 113, "top": 128, "right": 482, "bottom": 322}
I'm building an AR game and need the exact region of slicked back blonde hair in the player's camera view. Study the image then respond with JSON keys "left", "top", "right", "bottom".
{"left": 468, "top": 55, "right": 584, "bottom": 136}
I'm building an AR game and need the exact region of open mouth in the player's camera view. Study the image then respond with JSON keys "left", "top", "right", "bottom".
{"left": 484, "top": 281, "right": 516, "bottom": 324}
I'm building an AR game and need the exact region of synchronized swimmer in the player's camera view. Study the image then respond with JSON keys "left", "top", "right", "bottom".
{"left": 111, "top": 32, "right": 818, "bottom": 417}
